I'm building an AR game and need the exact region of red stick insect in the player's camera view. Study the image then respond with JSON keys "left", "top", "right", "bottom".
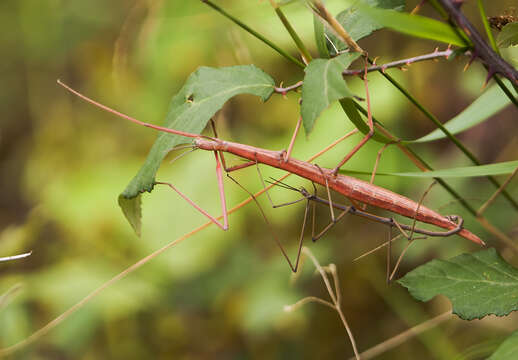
{"left": 57, "top": 77, "right": 484, "bottom": 272}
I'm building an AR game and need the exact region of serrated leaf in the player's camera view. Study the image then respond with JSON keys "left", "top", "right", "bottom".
{"left": 301, "top": 53, "right": 361, "bottom": 133}
{"left": 339, "top": 160, "right": 518, "bottom": 178}
{"left": 497, "top": 22, "right": 518, "bottom": 48}
{"left": 326, "top": 0, "right": 405, "bottom": 54}
{"left": 398, "top": 248, "right": 518, "bottom": 320}
{"left": 488, "top": 330, "right": 518, "bottom": 360}
{"left": 357, "top": 6, "right": 466, "bottom": 46}
{"left": 119, "top": 65, "right": 275, "bottom": 234}
{"left": 413, "top": 79, "right": 518, "bottom": 143}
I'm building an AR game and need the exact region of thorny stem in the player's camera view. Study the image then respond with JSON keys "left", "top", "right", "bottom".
{"left": 201, "top": 0, "right": 305, "bottom": 68}
{"left": 274, "top": 80, "right": 303, "bottom": 94}
{"left": 342, "top": 49, "right": 454, "bottom": 76}
{"left": 435, "top": 0, "right": 518, "bottom": 86}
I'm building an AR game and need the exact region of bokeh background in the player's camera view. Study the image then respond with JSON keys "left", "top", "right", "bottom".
{"left": 1, "top": 0, "right": 517, "bottom": 359}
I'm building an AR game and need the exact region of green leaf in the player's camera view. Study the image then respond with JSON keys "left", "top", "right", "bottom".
{"left": 501, "top": 45, "right": 518, "bottom": 68}
{"left": 118, "top": 195, "right": 142, "bottom": 236}
{"left": 301, "top": 53, "right": 360, "bottom": 133}
{"left": 340, "top": 160, "right": 518, "bottom": 178}
{"left": 488, "top": 330, "right": 518, "bottom": 360}
{"left": 326, "top": 0, "right": 405, "bottom": 54}
{"left": 119, "top": 65, "right": 275, "bottom": 234}
{"left": 412, "top": 80, "right": 517, "bottom": 143}
{"left": 339, "top": 98, "right": 393, "bottom": 143}
{"left": 398, "top": 248, "right": 518, "bottom": 320}
{"left": 453, "top": 338, "right": 505, "bottom": 360}
{"left": 357, "top": 6, "right": 466, "bottom": 46}
{"left": 314, "top": 13, "right": 330, "bottom": 59}
{"left": 497, "top": 23, "right": 518, "bottom": 48}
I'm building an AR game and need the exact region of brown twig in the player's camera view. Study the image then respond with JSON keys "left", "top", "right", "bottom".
{"left": 285, "top": 247, "right": 361, "bottom": 359}
{"left": 349, "top": 311, "right": 453, "bottom": 360}
{"left": 273, "top": 80, "right": 303, "bottom": 95}
{"left": 436, "top": 0, "right": 518, "bottom": 85}
{"left": 342, "top": 49, "right": 455, "bottom": 76}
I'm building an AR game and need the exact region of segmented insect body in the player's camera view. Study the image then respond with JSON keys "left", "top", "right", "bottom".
{"left": 195, "top": 137, "right": 484, "bottom": 245}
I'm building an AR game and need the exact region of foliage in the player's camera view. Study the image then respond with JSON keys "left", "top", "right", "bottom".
{"left": 301, "top": 52, "right": 360, "bottom": 133}
{"left": 1, "top": 0, "right": 517, "bottom": 358}
{"left": 399, "top": 248, "right": 518, "bottom": 320}
{"left": 488, "top": 330, "right": 518, "bottom": 359}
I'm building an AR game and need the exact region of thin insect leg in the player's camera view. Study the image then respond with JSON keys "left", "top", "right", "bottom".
{"left": 156, "top": 181, "right": 228, "bottom": 231}
{"left": 386, "top": 226, "right": 392, "bottom": 284}
{"left": 316, "top": 164, "right": 336, "bottom": 222}
{"left": 257, "top": 163, "right": 307, "bottom": 208}
{"left": 214, "top": 151, "right": 229, "bottom": 230}
{"left": 227, "top": 174, "right": 309, "bottom": 272}
{"left": 354, "top": 233, "right": 403, "bottom": 262}
{"left": 409, "top": 181, "right": 437, "bottom": 241}
{"left": 389, "top": 240, "right": 415, "bottom": 282}
{"left": 370, "top": 143, "right": 392, "bottom": 185}
{"left": 477, "top": 166, "right": 518, "bottom": 217}
{"left": 58, "top": 80, "right": 203, "bottom": 140}
{"left": 284, "top": 116, "right": 302, "bottom": 162}
{"left": 170, "top": 144, "right": 197, "bottom": 152}
{"left": 169, "top": 148, "right": 198, "bottom": 164}
{"left": 391, "top": 218, "right": 411, "bottom": 240}
{"left": 312, "top": 209, "right": 350, "bottom": 242}
{"left": 155, "top": 152, "right": 229, "bottom": 231}
{"left": 360, "top": 142, "right": 392, "bottom": 210}
{"left": 331, "top": 59, "right": 375, "bottom": 176}
{"left": 311, "top": 183, "right": 317, "bottom": 241}
{"left": 210, "top": 119, "right": 256, "bottom": 173}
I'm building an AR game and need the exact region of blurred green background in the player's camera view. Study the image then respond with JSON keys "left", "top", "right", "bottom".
{"left": 1, "top": 0, "right": 517, "bottom": 359}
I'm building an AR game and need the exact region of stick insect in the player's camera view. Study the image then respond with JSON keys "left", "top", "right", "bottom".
{"left": 57, "top": 79, "right": 484, "bottom": 272}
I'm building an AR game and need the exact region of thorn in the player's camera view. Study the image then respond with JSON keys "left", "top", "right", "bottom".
{"left": 482, "top": 70, "right": 495, "bottom": 89}
{"left": 463, "top": 53, "right": 477, "bottom": 72}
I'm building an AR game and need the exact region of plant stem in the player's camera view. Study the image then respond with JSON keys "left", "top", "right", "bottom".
{"left": 370, "top": 61, "right": 518, "bottom": 212}
{"left": 435, "top": 0, "right": 518, "bottom": 85}
{"left": 269, "top": 1, "right": 312, "bottom": 63}
{"left": 202, "top": 0, "right": 305, "bottom": 68}
{"left": 342, "top": 49, "right": 453, "bottom": 76}
{"left": 477, "top": 0, "right": 500, "bottom": 55}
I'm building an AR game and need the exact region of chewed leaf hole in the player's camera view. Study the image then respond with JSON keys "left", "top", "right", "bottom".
{"left": 186, "top": 94, "right": 194, "bottom": 103}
